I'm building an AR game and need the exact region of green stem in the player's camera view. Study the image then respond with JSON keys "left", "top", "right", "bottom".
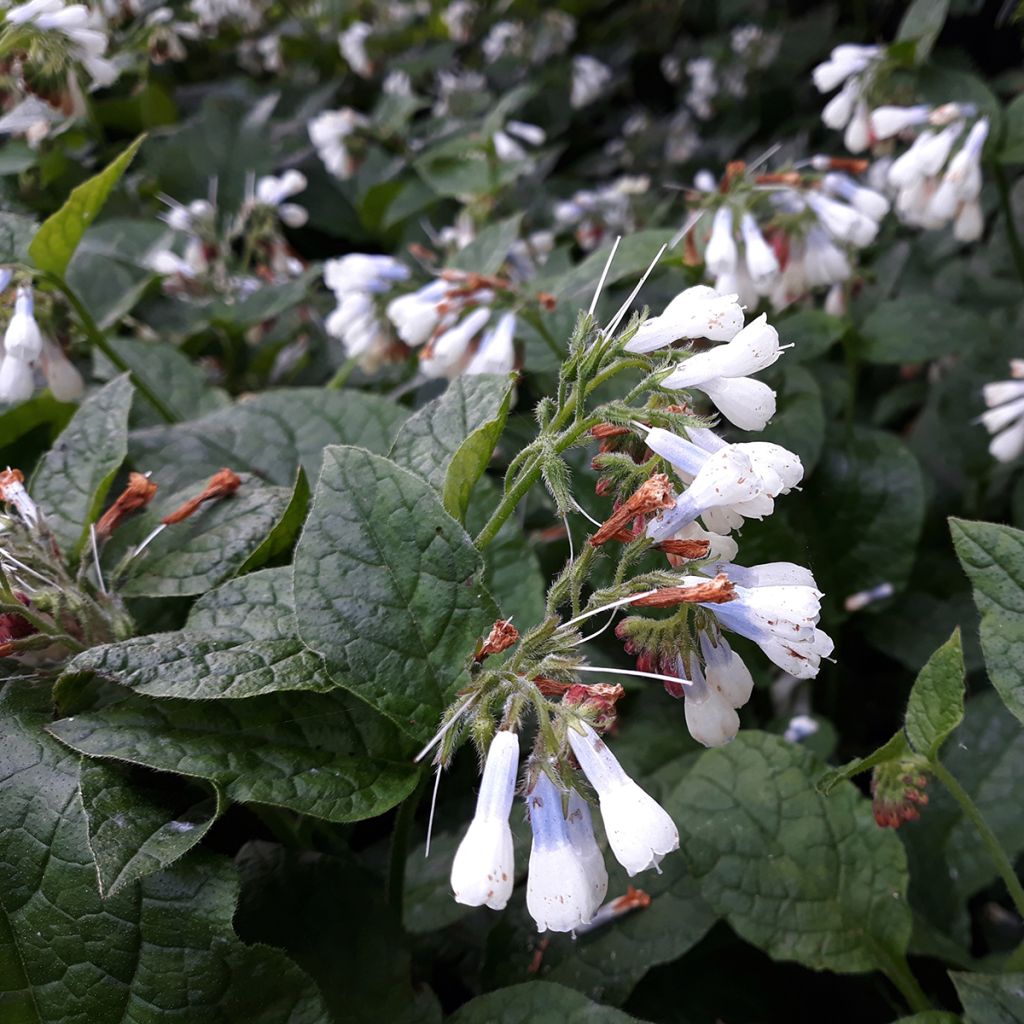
{"left": 993, "top": 162, "right": 1024, "bottom": 287}
{"left": 43, "top": 273, "right": 179, "bottom": 424}
{"left": 878, "top": 952, "right": 932, "bottom": 1015}
{"left": 387, "top": 775, "right": 425, "bottom": 922}
{"left": 326, "top": 355, "right": 359, "bottom": 390}
{"left": 931, "top": 758, "right": 1024, "bottom": 921}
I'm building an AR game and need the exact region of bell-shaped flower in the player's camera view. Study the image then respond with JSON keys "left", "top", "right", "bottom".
{"left": 662, "top": 313, "right": 781, "bottom": 389}
{"left": 704, "top": 207, "right": 738, "bottom": 277}
{"left": 942, "top": 119, "right": 988, "bottom": 201}
{"left": 386, "top": 280, "right": 447, "bottom": 348}
{"left": 40, "top": 337, "right": 83, "bottom": 402}
{"left": 806, "top": 194, "right": 878, "bottom": 248}
{"left": 466, "top": 312, "right": 516, "bottom": 376}
{"left": 869, "top": 104, "right": 932, "bottom": 140}
{"left": 526, "top": 771, "right": 595, "bottom": 933}
{"left": 915, "top": 123, "right": 964, "bottom": 177}
{"left": 739, "top": 213, "right": 780, "bottom": 294}
{"left": 565, "top": 789, "right": 608, "bottom": 917}
{"left": 451, "top": 731, "right": 519, "bottom": 910}
{"left": 700, "top": 632, "right": 754, "bottom": 708}
{"left": 981, "top": 367, "right": 1024, "bottom": 462}
{"left": 843, "top": 100, "right": 871, "bottom": 154}
{"left": 954, "top": 199, "right": 983, "bottom": 242}
{"left": 324, "top": 254, "right": 409, "bottom": 296}
{"left": 811, "top": 44, "right": 879, "bottom": 94}
{"left": 821, "top": 173, "right": 889, "bottom": 221}
{"left": 0, "top": 354, "right": 33, "bottom": 404}
{"left": 4, "top": 287, "right": 43, "bottom": 362}
{"left": 804, "top": 227, "right": 851, "bottom": 287}
{"left": 625, "top": 285, "right": 744, "bottom": 354}
{"left": 567, "top": 722, "right": 679, "bottom": 875}
{"left": 681, "top": 655, "right": 740, "bottom": 747}
{"left": 421, "top": 307, "right": 492, "bottom": 379}
{"left": 255, "top": 170, "right": 308, "bottom": 228}
{"left": 822, "top": 77, "right": 859, "bottom": 130}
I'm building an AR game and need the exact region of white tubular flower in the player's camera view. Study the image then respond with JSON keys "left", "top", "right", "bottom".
{"left": 739, "top": 213, "right": 780, "bottom": 294}
{"left": 811, "top": 44, "right": 880, "bottom": 93}
{"left": 821, "top": 77, "right": 859, "bottom": 129}
{"left": 626, "top": 286, "right": 744, "bottom": 354}
{"left": 465, "top": 312, "right": 516, "bottom": 376}
{"left": 953, "top": 199, "right": 983, "bottom": 242}
{"left": 806, "top": 193, "right": 878, "bottom": 248}
{"left": 386, "top": 280, "right": 447, "bottom": 347}
{"left": 700, "top": 632, "right": 754, "bottom": 708}
{"left": 571, "top": 55, "right": 612, "bottom": 109}
{"left": 915, "top": 122, "right": 963, "bottom": 177}
{"left": 339, "top": 20, "right": 373, "bottom": 77}
{"left": 702, "top": 571, "right": 833, "bottom": 679}
{"left": 821, "top": 173, "right": 889, "bottom": 221}
{"left": 691, "top": 376, "right": 777, "bottom": 432}
{"left": 255, "top": 170, "right": 308, "bottom": 228}
{"left": 824, "top": 283, "right": 846, "bottom": 317}
{"left": 567, "top": 722, "right": 678, "bottom": 876}
{"left": 981, "top": 366, "right": 1024, "bottom": 462}
{"left": 803, "top": 227, "right": 851, "bottom": 288}
{"left": 662, "top": 312, "right": 781, "bottom": 389}
{"left": 421, "top": 307, "right": 492, "bottom": 379}
{"left": 324, "top": 254, "right": 409, "bottom": 296}
{"left": 4, "top": 287, "right": 43, "bottom": 362}
{"left": 493, "top": 120, "right": 545, "bottom": 164}
{"left": 943, "top": 118, "right": 988, "bottom": 200}
{"left": 40, "top": 337, "right": 83, "bottom": 401}
{"left": 843, "top": 100, "right": 871, "bottom": 154}
{"left": 565, "top": 789, "right": 608, "bottom": 917}
{"left": 870, "top": 104, "right": 931, "bottom": 140}
{"left": 682, "top": 656, "right": 740, "bottom": 747}
{"left": 0, "top": 354, "right": 34, "bottom": 404}
{"left": 704, "top": 207, "right": 738, "bottom": 277}
{"left": 526, "top": 771, "right": 595, "bottom": 933}
{"left": 308, "top": 108, "right": 367, "bottom": 180}
{"left": 450, "top": 731, "right": 519, "bottom": 910}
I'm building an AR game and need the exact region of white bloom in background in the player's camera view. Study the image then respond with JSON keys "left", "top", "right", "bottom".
{"left": 308, "top": 108, "right": 367, "bottom": 180}
{"left": 739, "top": 213, "right": 780, "bottom": 295}
{"left": 571, "top": 55, "right": 612, "bottom": 109}
{"left": 704, "top": 207, "right": 738, "bottom": 278}
{"left": 339, "top": 21, "right": 373, "bottom": 77}
{"left": 784, "top": 714, "right": 820, "bottom": 743}
{"left": 565, "top": 789, "right": 608, "bottom": 917}
{"left": 254, "top": 170, "right": 308, "bottom": 228}
{"left": 420, "top": 306, "right": 492, "bottom": 379}
{"left": 450, "top": 731, "right": 519, "bottom": 910}
{"left": 442, "top": 0, "right": 476, "bottom": 42}
{"left": 0, "top": 353, "right": 34, "bottom": 404}
{"left": 870, "top": 104, "right": 932, "bottom": 140}
{"left": 686, "top": 56, "right": 717, "bottom": 120}
{"left": 482, "top": 20, "right": 524, "bottom": 63}
{"left": 811, "top": 44, "right": 881, "bottom": 149}
{"left": 626, "top": 285, "right": 744, "bottom": 354}
{"left": 803, "top": 227, "right": 851, "bottom": 288}
{"left": 386, "top": 279, "right": 447, "bottom": 347}
{"left": 811, "top": 43, "right": 880, "bottom": 94}
{"left": 493, "top": 120, "right": 545, "bottom": 164}
{"left": 805, "top": 193, "right": 878, "bottom": 248}
{"left": 465, "top": 312, "right": 516, "bottom": 376}
{"left": 821, "top": 173, "right": 889, "bottom": 220}
{"left": 981, "top": 360, "right": 1024, "bottom": 462}
{"left": 526, "top": 770, "right": 595, "bottom": 933}
{"left": 567, "top": 721, "right": 678, "bottom": 875}
{"left": 40, "top": 336, "right": 83, "bottom": 401}
{"left": 4, "top": 287, "right": 43, "bottom": 362}
{"left": 382, "top": 69, "right": 412, "bottom": 96}
{"left": 700, "top": 565, "right": 833, "bottom": 679}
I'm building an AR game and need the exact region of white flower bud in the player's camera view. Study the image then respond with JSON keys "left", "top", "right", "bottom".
{"left": 567, "top": 723, "right": 679, "bottom": 876}
{"left": 740, "top": 213, "right": 780, "bottom": 294}
{"left": 870, "top": 105, "right": 931, "bottom": 140}
{"left": 450, "top": 731, "right": 519, "bottom": 910}
{"left": 4, "top": 287, "right": 43, "bottom": 362}
{"left": 465, "top": 312, "right": 516, "bottom": 375}
{"left": 696, "top": 375, "right": 777, "bottom": 431}
{"left": 843, "top": 101, "right": 871, "bottom": 153}
{"left": 683, "top": 660, "right": 740, "bottom": 747}
{"left": 821, "top": 78, "right": 858, "bottom": 129}
{"left": 704, "top": 207, "right": 738, "bottom": 277}
{"left": 953, "top": 199, "right": 983, "bottom": 242}
{"left": 662, "top": 313, "right": 781, "bottom": 389}
{"left": 0, "top": 354, "right": 34, "bottom": 404}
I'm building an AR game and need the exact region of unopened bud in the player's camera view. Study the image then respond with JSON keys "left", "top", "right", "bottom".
{"left": 562, "top": 681, "right": 625, "bottom": 729}
{"left": 162, "top": 469, "right": 241, "bottom": 525}
{"left": 871, "top": 758, "right": 930, "bottom": 829}
{"left": 95, "top": 473, "right": 158, "bottom": 540}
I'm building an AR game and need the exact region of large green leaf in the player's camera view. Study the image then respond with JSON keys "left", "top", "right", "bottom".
{"left": 112, "top": 473, "right": 291, "bottom": 597}
{"left": 79, "top": 761, "right": 223, "bottom": 897}
{"left": 48, "top": 688, "right": 418, "bottom": 823}
{"left": 30, "top": 373, "right": 134, "bottom": 559}
{"left": 905, "top": 630, "right": 965, "bottom": 760}
{"left": 0, "top": 210, "right": 37, "bottom": 263}
{"left": 0, "top": 677, "right": 327, "bottom": 1023}
{"left": 29, "top": 135, "right": 145, "bottom": 277}
{"left": 895, "top": 0, "right": 949, "bottom": 63}
{"left": 669, "top": 731, "right": 912, "bottom": 974}
{"left": 450, "top": 982, "right": 648, "bottom": 1023}
{"left": 129, "top": 387, "right": 408, "bottom": 492}
{"left": 292, "top": 446, "right": 496, "bottom": 742}
{"left": 759, "top": 363, "right": 825, "bottom": 473}
{"left": 389, "top": 374, "right": 515, "bottom": 521}
{"left": 63, "top": 567, "right": 336, "bottom": 700}
{"left": 859, "top": 297, "right": 987, "bottom": 365}
{"left": 950, "top": 972, "right": 1024, "bottom": 1024}
{"left": 950, "top": 518, "right": 1024, "bottom": 725}
{"left": 449, "top": 214, "right": 523, "bottom": 275}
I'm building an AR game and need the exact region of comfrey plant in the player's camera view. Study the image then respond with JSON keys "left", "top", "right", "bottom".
{"left": 428, "top": 259, "right": 828, "bottom": 932}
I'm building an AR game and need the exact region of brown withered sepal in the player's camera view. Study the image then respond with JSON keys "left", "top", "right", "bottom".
{"left": 629, "top": 573, "right": 736, "bottom": 608}
{"left": 162, "top": 468, "right": 242, "bottom": 525}
{"left": 654, "top": 538, "right": 711, "bottom": 560}
{"left": 476, "top": 619, "right": 520, "bottom": 661}
{"left": 95, "top": 473, "right": 158, "bottom": 540}
{"left": 590, "top": 473, "right": 675, "bottom": 547}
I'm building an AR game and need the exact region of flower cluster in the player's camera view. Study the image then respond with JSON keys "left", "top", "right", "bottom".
{"left": 0, "top": 282, "right": 83, "bottom": 405}
{"left": 451, "top": 724, "right": 678, "bottom": 934}
{"left": 980, "top": 359, "right": 1024, "bottom": 463}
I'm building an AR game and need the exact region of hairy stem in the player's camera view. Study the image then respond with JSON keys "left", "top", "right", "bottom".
{"left": 931, "top": 758, "right": 1024, "bottom": 921}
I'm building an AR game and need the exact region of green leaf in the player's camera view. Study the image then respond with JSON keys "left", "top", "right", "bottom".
{"left": 129, "top": 387, "right": 408, "bottom": 492}
{"left": 63, "top": 567, "right": 337, "bottom": 700}
{"left": 449, "top": 214, "right": 523, "bottom": 275}
{"left": 390, "top": 374, "right": 515, "bottom": 522}
{"left": 210, "top": 267, "right": 320, "bottom": 328}
{"left": 798, "top": 428, "right": 925, "bottom": 604}
{"left": 895, "top": 0, "right": 949, "bottom": 63}
{"left": 237, "top": 841, "right": 440, "bottom": 1024}
{"left": 1002, "top": 94, "right": 1024, "bottom": 164}
{"left": 950, "top": 971, "right": 1024, "bottom": 1024}
{"left": 29, "top": 135, "right": 145, "bottom": 277}
{"left": 779, "top": 308, "right": 845, "bottom": 362}
{"left": 450, "top": 982, "right": 648, "bottom": 1023}
{"left": 30, "top": 373, "right": 134, "bottom": 559}
{"left": 0, "top": 210, "right": 37, "bottom": 263}
{"left": 48, "top": 687, "right": 418, "bottom": 823}
{"left": 79, "top": 761, "right": 223, "bottom": 896}
{"left": 292, "top": 446, "right": 496, "bottom": 742}
{"left": 950, "top": 518, "right": 1024, "bottom": 725}
{"left": 859, "top": 297, "right": 987, "bottom": 365}
{"left": 817, "top": 730, "right": 909, "bottom": 795}
{"left": 905, "top": 630, "right": 965, "bottom": 759}
{"left": 113, "top": 473, "right": 292, "bottom": 597}
{"left": 239, "top": 468, "right": 310, "bottom": 574}
{"left": 759, "top": 363, "right": 825, "bottom": 473}
{"left": 0, "top": 677, "right": 328, "bottom": 1023}
{"left": 669, "top": 731, "right": 912, "bottom": 973}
